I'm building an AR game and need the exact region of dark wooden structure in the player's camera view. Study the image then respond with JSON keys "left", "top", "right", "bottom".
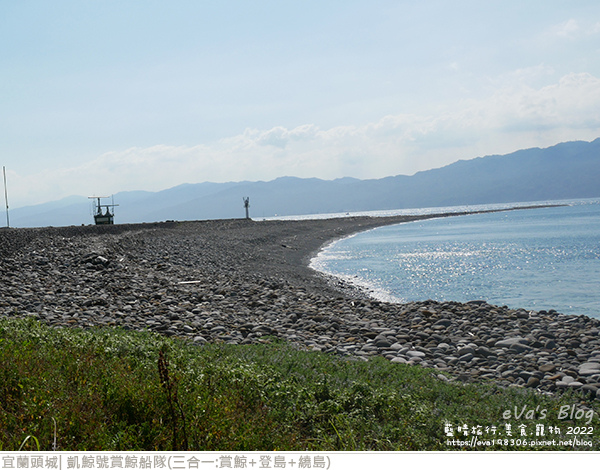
{"left": 89, "top": 196, "right": 118, "bottom": 225}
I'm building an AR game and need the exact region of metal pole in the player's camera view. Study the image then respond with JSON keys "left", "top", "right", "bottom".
{"left": 2, "top": 166, "right": 9, "bottom": 228}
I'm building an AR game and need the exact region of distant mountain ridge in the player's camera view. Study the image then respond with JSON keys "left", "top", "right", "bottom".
{"left": 9, "top": 138, "right": 600, "bottom": 227}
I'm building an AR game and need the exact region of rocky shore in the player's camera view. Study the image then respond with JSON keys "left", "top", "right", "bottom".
{"left": 1, "top": 210, "right": 599, "bottom": 400}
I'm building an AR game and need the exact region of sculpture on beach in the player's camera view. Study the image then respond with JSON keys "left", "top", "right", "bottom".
{"left": 243, "top": 197, "right": 250, "bottom": 220}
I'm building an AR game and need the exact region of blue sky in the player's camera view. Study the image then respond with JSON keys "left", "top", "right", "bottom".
{"left": 2, "top": 0, "right": 600, "bottom": 207}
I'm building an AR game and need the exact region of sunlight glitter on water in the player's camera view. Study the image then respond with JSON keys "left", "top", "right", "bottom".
{"left": 311, "top": 198, "right": 600, "bottom": 318}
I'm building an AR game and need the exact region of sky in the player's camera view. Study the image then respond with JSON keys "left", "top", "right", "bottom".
{"left": 2, "top": 0, "right": 600, "bottom": 208}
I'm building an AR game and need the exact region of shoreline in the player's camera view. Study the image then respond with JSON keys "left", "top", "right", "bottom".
{"left": 305, "top": 203, "right": 569, "bottom": 302}
{"left": 2, "top": 203, "right": 599, "bottom": 399}
{"left": 306, "top": 202, "right": 583, "bottom": 309}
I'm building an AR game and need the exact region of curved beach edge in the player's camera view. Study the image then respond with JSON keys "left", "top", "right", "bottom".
{"left": 4, "top": 203, "right": 598, "bottom": 398}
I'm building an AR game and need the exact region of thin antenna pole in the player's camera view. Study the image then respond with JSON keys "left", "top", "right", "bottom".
{"left": 2, "top": 166, "right": 9, "bottom": 228}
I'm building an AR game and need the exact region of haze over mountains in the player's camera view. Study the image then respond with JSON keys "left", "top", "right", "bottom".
{"left": 8, "top": 138, "right": 600, "bottom": 228}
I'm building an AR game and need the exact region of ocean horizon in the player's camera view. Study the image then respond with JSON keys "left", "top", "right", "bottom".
{"left": 308, "top": 198, "right": 600, "bottom": 319}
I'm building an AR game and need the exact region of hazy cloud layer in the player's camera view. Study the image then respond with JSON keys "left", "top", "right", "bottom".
{"left": 8, "top": 72, "right": 600, "bottom": 208}
{"left": 3, "top": 2, "right": 600, "bottom": 209}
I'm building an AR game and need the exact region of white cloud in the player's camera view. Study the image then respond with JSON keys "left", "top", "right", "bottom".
{"left": 493, "top": 73, "right": 600, "bottom": 130}
{"left": 492, "top": 64, "right": 556, "bottom": 88}
{"left": 9, "top": 73, "right": 600, "bottom": 208}
{"left": 244, "top": 124, "right": 321, "bottom": 149}
{"left": 551, "top": 18, "right": 600, "bottom": 40}
{"left": 556, "top": 19, "right": 580, "bottom": 38}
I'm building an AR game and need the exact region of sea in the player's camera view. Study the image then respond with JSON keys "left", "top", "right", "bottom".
{"left": 275, "top": 198, "right": 600, "bottom": 319}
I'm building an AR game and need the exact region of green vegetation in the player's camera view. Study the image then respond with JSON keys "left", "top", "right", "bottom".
{"left": 0, "top": 317, "right": 598, "bottom": 451}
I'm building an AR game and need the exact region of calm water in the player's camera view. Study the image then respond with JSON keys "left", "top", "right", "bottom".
{"left": 310, "top": 199, "right": 600, "bottom": 318}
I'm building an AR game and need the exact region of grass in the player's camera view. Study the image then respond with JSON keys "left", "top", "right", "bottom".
{"left": 0, "top": 316, "right": 598, "bottom": 451}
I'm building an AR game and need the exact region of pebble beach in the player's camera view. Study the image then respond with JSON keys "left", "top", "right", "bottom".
{"left": 2, "top": 210, "right": 600, "bottom": 399}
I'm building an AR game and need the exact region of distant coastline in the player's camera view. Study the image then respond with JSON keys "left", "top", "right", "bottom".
{"left": 9, "top": 137, "right": 599, "bottom": 228}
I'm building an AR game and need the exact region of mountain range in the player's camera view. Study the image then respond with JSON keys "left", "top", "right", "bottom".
{"left": 8, "top": 138, "right": 600, "bottom": 228}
